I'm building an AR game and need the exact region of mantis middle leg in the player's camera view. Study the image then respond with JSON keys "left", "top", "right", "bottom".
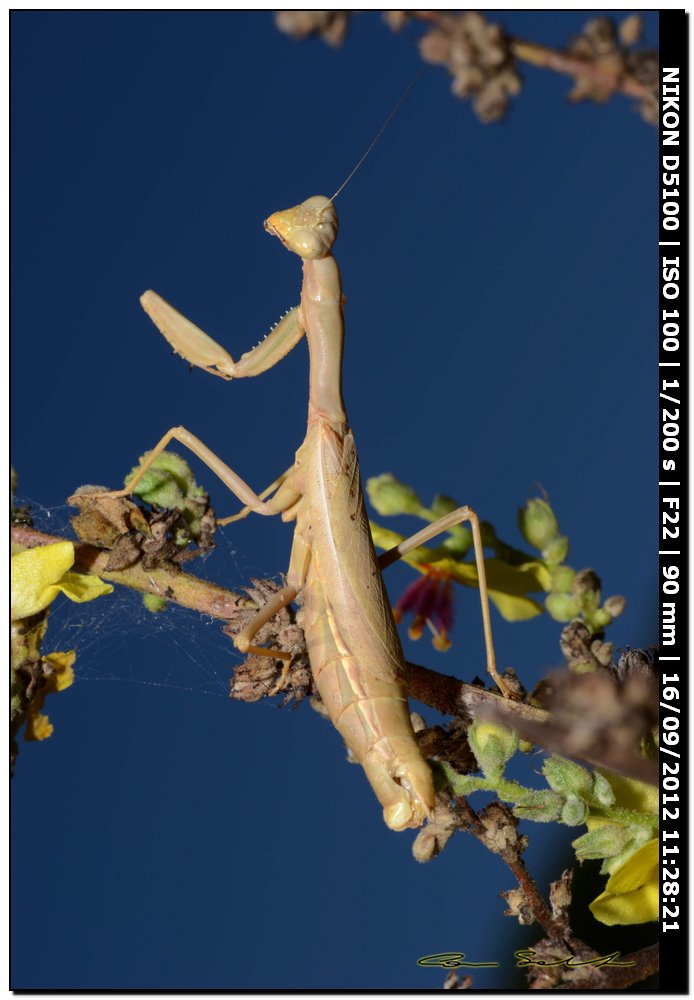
{"left": 217, "top": 466, "right": 295, "bottom": 525}
{"left": 107, "top": 425, "right": 299, "bottom": 518}
{"left": 377, "top": 507, "right": 510, "bottom": 697}
{"left": 99, "top": 427, "right": 303, "bottom": 660}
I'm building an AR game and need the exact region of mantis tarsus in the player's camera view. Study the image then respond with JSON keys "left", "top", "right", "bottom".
{"left": 106, "top": 193, "right": 509, "bottom": 831}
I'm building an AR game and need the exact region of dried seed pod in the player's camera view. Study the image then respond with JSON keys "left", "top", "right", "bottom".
{"left": 419, "top": 12, "right": 522, "bottom": 123}
{"left": 419, "top": 27, "right": 452, "bottom": 66}
{"left": 274, "top": 10, "right": 351, "bottom": 47}
{"left": 584, "top": 16, "right": 618, "bottom": 56}
{"left": 501, "top": 886, "right": 534, "bottom": 925}
{"left": 382, "top": 10, "right": 411, "bottom": 33}
{"left": 619, "top": 13, "right": 643, "bottom": 48}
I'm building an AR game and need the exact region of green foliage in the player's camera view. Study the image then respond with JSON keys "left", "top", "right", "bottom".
{"left": 441, "top": 732, "right": 658, "bottom": 917}
{"left": 126, "top": 450, "right": 209, "bottom": 545}
{"left": 366, "top": 473, "right": 625, "bottom": 636}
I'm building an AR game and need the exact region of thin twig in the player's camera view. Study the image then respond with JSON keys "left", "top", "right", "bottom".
{"left": 510, "top": 38, "right": 649, "bottom": 99}
{"left": 405, "top": 659, "right": 657, "bottom": 786}
{"left": 452, "top": 795, "right": 563, "bottom": 940}
{"left": 12, "top": 524, "right": 656, "bottom": 786}
{"left": 579, "top": 943, "right": 659, "bottom": 990}
{"left": 408, "top": 11, "right": 653, "bottom": 101}
{"left": 11, "top": 523, "right": 254, "bottom": 621}
{"left": 452, "top": 794, "right": 658, "bottom": 987}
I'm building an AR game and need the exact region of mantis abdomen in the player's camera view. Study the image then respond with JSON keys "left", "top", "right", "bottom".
{"left": 296, "top": 423, "right": 436, "bottom": 830}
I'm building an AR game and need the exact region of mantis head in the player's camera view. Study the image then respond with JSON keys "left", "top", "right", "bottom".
{"left": 264, "top": 195, "right": 338, "bottom": 259}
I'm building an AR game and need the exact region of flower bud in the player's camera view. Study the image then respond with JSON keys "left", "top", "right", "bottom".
{"left": 545, "top": 592, "right": 579, "bottom": 622}
{"left": 572, "top": 822, "right": 631, "bottom": 861}
{"left": 512, "top": 789, "right": 563, "bottom": 822}
{"left": 551, "top": 565, "right": 576, "bottom": 592}
{"left": 543, "top": 756, "right": 593, "bottom": 800}
{"left": 430, "top": 494, "right": 458, "bottom": 518}
{"left": 468, "top": 720, "right": 518, "bottom": 777}
{"left": 572, "top": 568, "right": 601, "bottom": 596}
{"left": 561, "top": 795, "right": 588, "bottom": 826}
{"left": 518, "top": 498, "right": 559, "bottom": 550}
{"left": 365, "top": 473, "right": 425, "bottom": 517}
{"left": 603, "top": 595, "right": 626, "bottom": 617}
{"left": 586, "top": 608, "right": 612, "bottom": 632}
{"left": 143, "top": 593, "right": 168, "bottom": 613}
{"left": 591, "top": 771, "right": 616, "bottom": 807}
{"left": 543, "top": 535, "right": 569, "bottom": 566}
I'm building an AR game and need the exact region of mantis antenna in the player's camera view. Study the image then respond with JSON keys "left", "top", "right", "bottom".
{"left": 330, "top": 71, "right": 423, "bottom": 203}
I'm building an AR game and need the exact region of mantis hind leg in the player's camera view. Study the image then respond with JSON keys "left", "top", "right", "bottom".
{"left": 235, "top": 530, "right": 311, "bottom": 694}
{"left": 234, "top": 581, "right": 298, "bottom": 660}
{"left": 378, "top": 507, "right": 510, "bottom": 698}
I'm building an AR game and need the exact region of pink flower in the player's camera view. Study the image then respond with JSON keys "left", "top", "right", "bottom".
{"left": 394, "top": 565, "right": 454, "bottom": 651}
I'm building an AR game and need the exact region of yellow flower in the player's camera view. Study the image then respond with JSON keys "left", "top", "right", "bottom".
{"left": 582, "top": 773, "right": 658, "bottom": 926}
{"left": 11, "top": 542, "right": 111, "bottom": 744}
{"left": 11, "top": 541, "right": 113, "bottom": 620}
{"left": 24, "top": 650, "right": 77, "bottom": 741}
{"left": 589, "top": 838, "right": 659, "bottom": 926}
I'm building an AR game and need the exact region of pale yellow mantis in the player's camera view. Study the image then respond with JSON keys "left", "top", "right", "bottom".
{"left": 102, "top": 185, "right": 509, "bottom": 831}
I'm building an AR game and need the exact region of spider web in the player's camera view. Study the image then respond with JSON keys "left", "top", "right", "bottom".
{"left": 14, "top": 493, "right": 270, "bottom": 701}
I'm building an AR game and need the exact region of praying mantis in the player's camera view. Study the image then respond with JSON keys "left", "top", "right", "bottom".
{"left": 105, "top": 191, "right": 509, "bottom": 831}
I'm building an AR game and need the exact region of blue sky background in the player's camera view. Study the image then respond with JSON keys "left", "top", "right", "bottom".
{"left": 12, "top": 11, "right": 658, "bottom": 990}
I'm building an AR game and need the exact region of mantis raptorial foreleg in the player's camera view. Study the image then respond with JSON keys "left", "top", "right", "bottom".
{"left": 141, "top": 291, "right": 305, "bottom": 380}
{"left": 377, "top": 506, "right": 509, "bottom": 697}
